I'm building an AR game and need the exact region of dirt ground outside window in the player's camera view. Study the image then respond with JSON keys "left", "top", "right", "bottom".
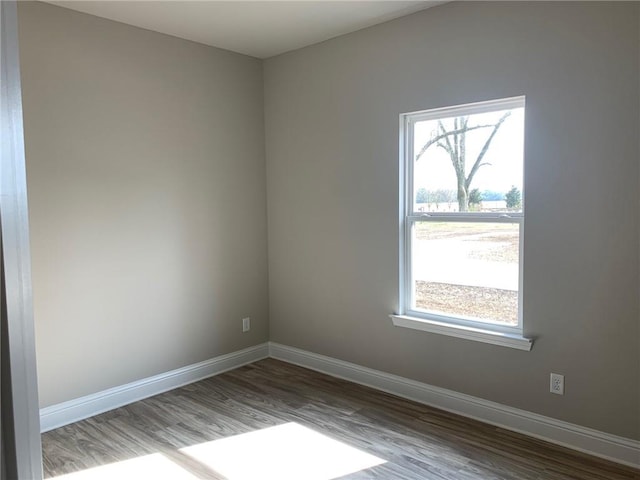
{"left": 413, "top": 222, "right": 519, "bottom": 325}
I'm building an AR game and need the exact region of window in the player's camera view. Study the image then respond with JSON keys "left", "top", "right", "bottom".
{"left": 393, "top": 97, "right": 531, "bottom": 350}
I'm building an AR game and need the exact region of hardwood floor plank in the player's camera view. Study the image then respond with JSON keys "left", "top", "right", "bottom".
{"left": 41, "top": 359, "right": 640, "bottom": 479}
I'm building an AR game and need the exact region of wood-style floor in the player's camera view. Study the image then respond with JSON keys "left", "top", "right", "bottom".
{"left": 42, "top": 359, "right": 640, "bottom": 479}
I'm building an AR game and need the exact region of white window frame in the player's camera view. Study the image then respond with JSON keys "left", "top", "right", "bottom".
{"left": 392, "top": 97, "right": 532, "bottom": 351}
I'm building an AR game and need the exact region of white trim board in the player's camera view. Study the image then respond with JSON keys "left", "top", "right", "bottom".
{"left": 39, "top": 343, "right": 269, "bottom": 433}
{"left": 2, "top": 1, "right": 44, "bottom": 477}
{"left": 268, "top": 342, "right": 640, "bottom": 469}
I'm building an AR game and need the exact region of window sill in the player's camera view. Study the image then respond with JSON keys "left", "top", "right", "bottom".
{"left": 389, "top": 314, "right": 533, "bottom": 351}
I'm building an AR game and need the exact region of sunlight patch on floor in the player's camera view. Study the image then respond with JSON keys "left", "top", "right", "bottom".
{"left": 180, "top": 422, "right": 386, "bottom": 480}
{"left": 50, "top": 453, "right": 200, "bottom": 479}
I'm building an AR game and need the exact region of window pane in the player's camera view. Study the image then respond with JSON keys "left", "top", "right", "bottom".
{"left": 412, "top": 108, "right": 524, "bottom": 214}
{"left": 412, "top": 221, "right": 519, "bottom": 326}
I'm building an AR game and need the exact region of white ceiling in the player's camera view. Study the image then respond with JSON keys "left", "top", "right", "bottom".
{"left": 46, "top": 1, "right": 440, "bottom": 59}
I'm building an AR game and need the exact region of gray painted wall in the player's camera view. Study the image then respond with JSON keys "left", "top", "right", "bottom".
{"left": 18, "top": 2, "right": 269, "bottom": 408}
{"left": 264, "top": 2, "right": 640, "bottom": 439}
{"left": 15, "top": 0, "right": 640, "bottom": 442}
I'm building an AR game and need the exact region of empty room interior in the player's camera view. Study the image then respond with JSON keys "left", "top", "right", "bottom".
{"left": 2, "top": 0, "right": 640, "bottom": 479}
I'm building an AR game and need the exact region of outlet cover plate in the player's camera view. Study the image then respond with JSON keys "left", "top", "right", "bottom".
{"left": 550, "top": 373, "right": 564, "bottom": 395}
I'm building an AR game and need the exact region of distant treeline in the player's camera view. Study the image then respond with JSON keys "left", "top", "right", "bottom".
{"left": 416, "top": 188, "right": 505, "bottom": 203}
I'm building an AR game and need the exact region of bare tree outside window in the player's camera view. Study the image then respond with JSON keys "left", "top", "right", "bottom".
{"left": 415, "top": 112, "right": 511, "bottom": 212}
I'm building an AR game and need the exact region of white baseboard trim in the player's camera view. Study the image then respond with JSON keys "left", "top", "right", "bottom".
{"left": 269, "top": 342, "right": 640, "bottom": 469}
{"left": 39, "top": 341, "right": 638, "bottom": 469}
{"left": 40, "top": 343, "right": 269, "bottom": 433}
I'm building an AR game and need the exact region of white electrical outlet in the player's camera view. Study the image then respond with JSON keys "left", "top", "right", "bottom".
{"left": 550, "top": 373, "right": 564, "bottom": 395}
{"left": 242, "top": 317, "right": 250, "bottom": 332}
